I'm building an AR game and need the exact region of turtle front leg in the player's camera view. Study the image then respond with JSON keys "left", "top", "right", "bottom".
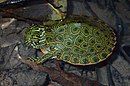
{"left": 28, "top": 48, "right": 53, "bottom": 64}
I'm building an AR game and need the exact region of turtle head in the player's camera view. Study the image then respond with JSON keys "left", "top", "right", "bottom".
{"left": 24, "top": 25, "right": 46, "bottom": 49}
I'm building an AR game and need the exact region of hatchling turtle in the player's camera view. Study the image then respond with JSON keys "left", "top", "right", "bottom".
{"left": 24, "top": 3, "right": 117, "bottom": 66}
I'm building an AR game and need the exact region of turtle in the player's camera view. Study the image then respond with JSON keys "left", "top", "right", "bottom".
{"left": 24, "top": 3, "right": 117, "bottom": 66}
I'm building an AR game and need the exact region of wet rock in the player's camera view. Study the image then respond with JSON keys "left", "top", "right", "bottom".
{"left": 0, "top": 43, "right": 47, "bottom": 86}
{"left": 88, "top": 2, "right": 116, "bottom": 28}
{"left": 48, "top": 81, "right": 62, "bottom": 86}
{"left": 18, "top": 44, "right": 36, "bottom": 60}
{"left": 68, "top": 70, "right": 81, "bottom": 76}
{"left": 0, "top": 18, "right": 29, "bottom": 48}
{"left": 0, "top": 44, "right": 18, "bottom": 69}
{"left": 112, "top": 56, "right": 130, "bottom": 77}
{"left": 96, "top": 67, "right": 109, "bottom": 85}
{"left": 67, "top": 0, "right": 93, "bottom": 16}
{"left": 0, "top": 69, "right": 47, "bottom": 86}
{"left": 111, "top": 56, "right": 130, "bottom": 86}
{"left": 0, "top": 72, "right": 13, "bottom": 86}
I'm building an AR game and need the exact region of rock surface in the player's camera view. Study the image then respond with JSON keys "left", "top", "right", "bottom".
{"left": 0, "top": 0, "right": 130, "bottom": 86}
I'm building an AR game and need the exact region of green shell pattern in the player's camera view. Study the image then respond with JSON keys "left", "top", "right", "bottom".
{"left": 24, "top": 19, "right": 116, "bottom": 65}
